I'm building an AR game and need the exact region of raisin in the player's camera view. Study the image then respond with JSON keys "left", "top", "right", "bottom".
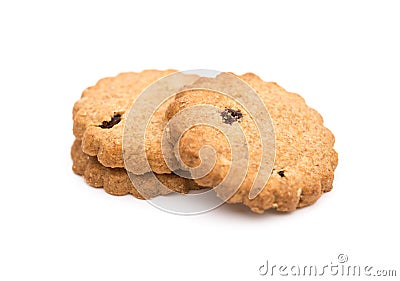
{"left": 220, "top": 108, "right": 243, "bottom": 125}
{"left": 278, "top": 170, "right": 285, "bottom": 177}
{"left": 99, "top": 114, "right": 121, "bottom": 129}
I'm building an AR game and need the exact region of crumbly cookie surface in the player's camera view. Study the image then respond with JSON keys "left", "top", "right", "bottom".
{"left": 71, "top": 140, "right": 200, "bottom": 199}
{"left": 73, "top": 70, "right": 199, "bottom": 173}
{"left": 165, "top": 73, "right": 338, "bottom": 213}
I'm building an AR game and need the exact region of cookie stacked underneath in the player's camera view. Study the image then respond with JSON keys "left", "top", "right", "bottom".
{"left": 72, "top": 70, "right": 202, "bottom": 199}
{"left": 72, "top": 70, "right": 338, "bottom": 213}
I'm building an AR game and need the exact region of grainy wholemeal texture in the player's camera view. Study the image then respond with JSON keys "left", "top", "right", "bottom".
{"left": 72, "top": 70, "right": 337, "bottom": 213}
{"left": 71, "top": 140, "right": 201, "bottom": 199}
{"left": 73, "top": 70, "right": 199, "bottom": 174}
{"left": 165, "top": 73, "right": 338, "bottom": 213}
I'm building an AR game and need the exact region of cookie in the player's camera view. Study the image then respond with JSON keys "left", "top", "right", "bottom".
{"left": 73, "top": 70, "right": 200, "bottom": 174}
{"left": 71, "top": 140, "right": 201, "bottom": 199}
{"left": 165, "top": 72, "right": 338, "bottom": 213}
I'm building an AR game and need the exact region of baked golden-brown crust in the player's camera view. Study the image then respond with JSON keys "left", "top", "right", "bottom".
{"left": 72, "top": 70, "right": 199, "bottom": 174}
{"left": 71, "top": 140, "right": 201, "bottom": 199}
{"left": 165, "top": 73, "right": 338, "bottom": 213}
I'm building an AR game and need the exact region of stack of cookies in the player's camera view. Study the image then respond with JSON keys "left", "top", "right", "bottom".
{"left": 72, "top": 70, "right": 338, "bottom": 213}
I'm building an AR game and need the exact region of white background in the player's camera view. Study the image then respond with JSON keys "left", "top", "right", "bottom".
{"left": 1, "top": 1, "right": 399, "bottom": 280}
